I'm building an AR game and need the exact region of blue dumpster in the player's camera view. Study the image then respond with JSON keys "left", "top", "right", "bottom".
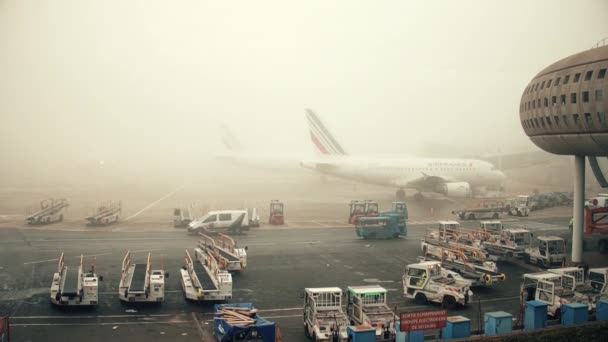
{"left": 405, "top": 330, "right": 424, "bottom": 342}
{"left": 347, "top": 325, "right": 376, "bottom": 342}
{"left": 597, "top": 300, "right": 608, "bottom": 321}
{"left": 524, "top": 300, "right": 548, "bottom": 331}
{"left": 441, "top": 316, "right": 471, "bottom": 339}
{"left": 395, "top": 320, "right": 406, "bottom": 342}
{"left": 561, "top": 303, "right": 588, "bottom": 325}
{"left": 484, "top": 311, "right": 512, "bottom": 336}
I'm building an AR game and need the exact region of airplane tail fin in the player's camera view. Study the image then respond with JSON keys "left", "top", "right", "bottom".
{"left": 305, "top": 109, "right": 347, "bottom": 156}
{"left": 220, "top": 124, "right": 243, "bottom": 151}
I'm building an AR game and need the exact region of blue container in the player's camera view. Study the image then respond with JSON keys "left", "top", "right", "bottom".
{"left": 597, "top": 300, "right": 608, "bottom": 321}
{"left": 347, "top": 326, "right": 376, "bottom": 342}
{"left": 441, "top": 315, "right": 471, "bottom": 339}
{"left": 395, "top": 320, "right": 406, "bottom": 342}
{"left": 484, "top": 311, "right": 512, "bottom": 336}
{"left": 524, "top": 300, "right": 548, "bottom": 331}
{"left": 561, "top": 303, "right": 588, "bottom": 325}
{"left": 405, "top": 330, "right": 424, "bottom": 342}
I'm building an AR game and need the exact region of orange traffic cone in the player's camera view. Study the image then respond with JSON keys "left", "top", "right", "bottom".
{"left": 276, "top": 327, "right": 282, "bottom": 342}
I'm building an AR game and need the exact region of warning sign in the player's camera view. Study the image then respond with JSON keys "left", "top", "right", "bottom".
{"left": 400, "top": 309, "right": 447, "bottom": 332}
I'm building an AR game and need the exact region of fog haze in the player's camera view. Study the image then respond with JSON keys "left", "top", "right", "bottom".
{"left": 1, "top": 0, "right": 607, "bottom": 183}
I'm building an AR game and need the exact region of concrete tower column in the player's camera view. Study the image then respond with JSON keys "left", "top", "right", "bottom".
{"left": 572, "top": 155, "right": 585, "bottom": 263}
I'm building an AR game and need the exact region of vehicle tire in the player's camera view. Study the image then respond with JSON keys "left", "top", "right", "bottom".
{"left": 442, "top": 295, "right": 457, "bottom": 310}
{"left": 393, "top": 233, "right": 399, "bottom": 239}
{"left": 523, "top": 254, "right": 530, "bottom": 264}
{"left": 492, "top": 213, "right": 499, "bottom": 219}
{"left": 413, "top": 193, "right": 424, "bottom": 202}
{"left": 414, "top": 293, "right": 428, "bottom": 305}
{"left": 312, "top": 333, "right": 318, "bottom": 342}
{"left": 599, "top": 240, "right": 608, "bottom": 254}
{"left": 304, "top": 324, "right": 311, "bottom": 338}
{"left": 517, "top": 211, "right": 522, "bottom": 217}
{"left": 506, "top": 252, "right": 513, "bottom": 258}
{"left": 537, "top": 259, "right": 545, "bottom": 268}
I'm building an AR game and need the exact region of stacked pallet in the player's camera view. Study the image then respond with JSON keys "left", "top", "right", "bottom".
{"left": 216, "top": 307, "right": 258, "bottom": 326}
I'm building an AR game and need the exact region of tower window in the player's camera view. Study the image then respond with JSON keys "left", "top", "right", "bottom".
{"left": 547, "top": 79, "right": 553, "bottom": 88}
{"left": 584, "top": 113, "right": 593, "bottom": 126}
{"left": 540, "top": 117, "right": 546, "bottom": 127}
{"left": 541, "top": 81, "right": 546, "bottom": 89}
{"left": 552, "top": 96, "right": 557, "bottom": 106}
{"left": 585, "top": 71, "right": 593, "bottom": 81}
{"left": 562, "top": 115, "right": 569, "bottom": 127}
{"left": 571, "top": 93, "right": 577, "bottom": 104}
{"left": 573, "top": 113, "right": 580, "bottom": 125}
{"left": 583, "top": 91, "right": 590, "bottom": 102}
{"left": 561, "top": 94, "right": 566, "bottom": 105}
{"left": 544, "top": 98, "right": 548, "bottom": 107}
{"left": 554, "top": 115, "right": 560, "bottom": 126}
{"left": 596, "top": 89, "right": 604, "bottom": 101}
{"left": 598, "top": 112, "right": 606, "bottom": 127}
{"left": 599, "top": 69, "right": 606, "bottom": 79}
{"left": 555, "top": 77, "right": 561, "bottom": 86}
{"left": 574, "top": 73, "right": 581, "bottom": 83}
{"left": 564, "top": 75, "right": 570, "bottom": 84}
{"left": 546, "top": 116, "right": 552, "bottom": 126}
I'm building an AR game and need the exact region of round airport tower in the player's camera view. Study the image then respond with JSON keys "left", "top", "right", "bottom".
{"left": 519, "top": 39, "right": 608, "bottom": 263}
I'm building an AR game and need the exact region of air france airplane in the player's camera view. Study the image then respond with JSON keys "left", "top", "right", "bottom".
{"left": 301, "top": 109, "right": 506, "bottom": 200}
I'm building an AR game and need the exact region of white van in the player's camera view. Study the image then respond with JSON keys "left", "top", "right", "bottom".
{"left": 188, "top": 210, "right": 250, "bottom": 234}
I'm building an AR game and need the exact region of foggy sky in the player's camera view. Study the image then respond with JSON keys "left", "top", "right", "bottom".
{"left": 1, "top": 0, "right": 607, "bottom": 175}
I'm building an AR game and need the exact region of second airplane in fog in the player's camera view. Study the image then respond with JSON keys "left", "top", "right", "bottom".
{"left": 301, "top": 109, "right": 505, "bottom": 200}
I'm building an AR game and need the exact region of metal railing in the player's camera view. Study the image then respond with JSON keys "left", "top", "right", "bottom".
{"left": 593, "top": 37, "right": 608, "bottom": 48}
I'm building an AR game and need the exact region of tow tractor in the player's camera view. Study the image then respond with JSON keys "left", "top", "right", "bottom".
{"left": 520, "top": 271, "right": 593, "bottom": 318}
{"left": 403, "top": 261, "right": 473, "bottom": 309}
{"left": 420, "top": 244, "right": 505, "bottom": 287}
{"left": 583, "top": 204, "right": 608, "bottom": 254}
{"left": 180, "top": 249, "right": 232, "bottom": 302}
{"left": 345, "top": 285, "right": 397, "bottom": 340}
{"left": 199, "top": 233, "right": 247, "bottom": 271}
{"left": 482, "top": 228, "right": 532, "bottom": 259}
{"left": 523, "top": 236, "right": 566, "bottom": 268}
{"left": 173, "top": 207, "right": 193, "bottom": 228}
{"left": 355, "top": 216, "right": 401, "bottom": 239}
{"left": 268, "top": 200, "right": 284, "bottom": 225}
{"left": 381, "top": 202, "right": 408, "bottom": 236}
{"left": 118, "top": 251, "right": 167, "bottom": 303}
{"left": 349, "top": 200, "right": 379, "bottom": 224}
{"left": 86, "top": 201, "right": 121, "bottom": 226}
{"left": 452, "top": 200, "right": 505, "bottom": 220}
{"left": 50, "top": 253, "right": 101, "bottom": 306}
{"left": 27, "top": 198, "right": 69, "bottom": 225}
{"left": 507, "top": 195, "right": 531, "bottom": 217}
{"left": 303, "top": 287, "right": 349, "bottom": 342}
{"left": 479, "top": 220, "right": 505, "bottom": 236}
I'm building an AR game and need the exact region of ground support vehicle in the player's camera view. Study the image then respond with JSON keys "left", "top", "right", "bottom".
{"left": 214, "top": 303, "right": 276, "bottom": 342}
{"left": 479, "top": 220, "right": 505, "bottom": 236}
{"left": 420, "top": 243, "right": 505, "bottom": 287}
{"left": 523, "top": 236, "right": 566, "bottom": 268}
{"left": 199, "top": 233, "right": 247, "bottom": 271}
{"left": 452, "top": 199, "right": 506, "bottom": 220}
{"left": 507, "top": 195, "right": 531, "bottom": 217}
{"left": 349, "top": 200, "right": 379, "bottom": 225}
{"left": 86, "top": 201, "right": 121, "bottom": 226}
{"left": 583, "top": 205, "right": 608, "bottom": 254}
{"left": 520, "top": 272, "right": 593, "bottom": 318}
{"left": 355, "top": 216, "right": 401, "bottom": 239}
{"left": 118, "top": 251, "right": 166, "bottom": 303}
{"left": 482, "top": 228, "right": 532, "bottom": 259}
{"left": 180, "top": 249, "right": 232, "bottom": 301}
{"left": 268, "top": 200, "right": 284, "bottom": 225}
{"left": 345, "top": 286, "right": 396, "bottom": 340}
{"left": 303, "top": 287, "right": 349, "bottom": 342}
{"left": 173, "top": 207, "right": 193, "bottom": 228}
{"left": 50, "top": 253, "right": 100, "bottom": 306}
{"left": 188, "top": 209, "right": 252, "bottom": 235}
{"left": 423, "top": 221, "right": 488, "bottom": 257}
{"left": 547, "top": 267, "right": 608, "bottom": 309}
{"left": 27, "top": 198, "right": 69, "bottom": 225}
{"left": 403, "top": 261, "right": 473, "bottom": 309}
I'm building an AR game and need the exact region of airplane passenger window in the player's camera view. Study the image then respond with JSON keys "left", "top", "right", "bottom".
{"left": 599, "top": 69, "right": 606, "bottom": 79}
{"left": 585, "top": 71, "right": 593, "bottom": 81}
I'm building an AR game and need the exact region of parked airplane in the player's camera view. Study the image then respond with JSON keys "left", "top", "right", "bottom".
{"left": 301, "top": 109, "right": 506, "bottom": 200}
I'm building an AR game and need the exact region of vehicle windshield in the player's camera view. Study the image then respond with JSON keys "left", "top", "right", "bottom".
{"left": 547, "top": 240, "right": 564, "bottom": 253}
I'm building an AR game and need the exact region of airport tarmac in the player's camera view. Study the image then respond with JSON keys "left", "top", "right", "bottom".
{"left": 0, "top": 208, "right": 594, "bottom": 342}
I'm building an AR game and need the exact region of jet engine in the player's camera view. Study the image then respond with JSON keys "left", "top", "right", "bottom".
{"left": 439, "top": 182, "right": 472, "bottom": 198}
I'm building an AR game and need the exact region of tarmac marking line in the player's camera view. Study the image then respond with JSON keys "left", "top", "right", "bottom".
{"left": 125, "top": 186, "right": 184, "bottom": 221}
{"left": 10, "top": 321, "right": 190, "bottom": 327}
{"left": 23, "top": 258, "right": 59, "bottom": 265}
{"left": 11, "top": 314, "right": 182, "bottom": 319}
{"left": 130, "top": 248, "right": 164, "bottom": 253}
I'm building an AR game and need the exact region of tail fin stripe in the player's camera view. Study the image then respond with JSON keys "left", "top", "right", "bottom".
{"left": 306, "top": 111, "right": 346, "bottom": 155}
{"left": 305, "top": 109, "right": 347, "bottom": 155}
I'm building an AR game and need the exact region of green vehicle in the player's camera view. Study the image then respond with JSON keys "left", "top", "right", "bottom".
{"left": 356, "top": 216, "right": 402, "bottom": 239}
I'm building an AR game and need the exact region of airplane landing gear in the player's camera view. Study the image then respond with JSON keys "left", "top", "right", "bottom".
{"left": 413, "top": 193, "right": 425, "bottom": 202}
{"left": 396, "top": 189, "right": 406, "bottom": 200}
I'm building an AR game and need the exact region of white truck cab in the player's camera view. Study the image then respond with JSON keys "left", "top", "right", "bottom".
{"left": 303, "top": 287, "right": 349, "bottom": 342}
{"left": 523, "top": 236, "right": 566, "bottom": 268}
{"left": 403, "top": 261, "right": 473, "bottom": 309}
{"left": 521, "top": 271, "right": 592, "bottom": 318}
{"left": 479, "top": 220, "right": 504, "bottom": 236}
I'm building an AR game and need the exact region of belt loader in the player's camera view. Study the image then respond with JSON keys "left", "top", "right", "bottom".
{"left": 50, "top": 253, "right": 101, "bottom": 306}
{"left": 180, "top": 249, "right": 232, "bottom": 301}
{"left": 86, "top": 201, "right": 121, "bottom": 226}
{"left": 199, "top": 233, "right": 247, "bottom": 271}
{"left": 27, "top": 198, "right": 69, "bottom": 225}
{"left": 118, "top": 251, "right": 167, "bottom": 303}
